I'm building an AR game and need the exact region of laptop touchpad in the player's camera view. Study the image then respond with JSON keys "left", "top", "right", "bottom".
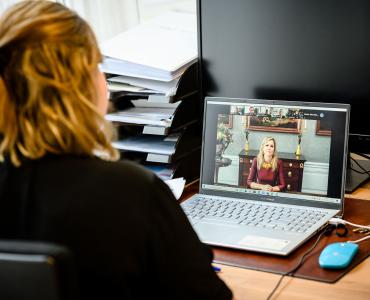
{"left": 194, "top": 222, "right": 242, "bottom": 243}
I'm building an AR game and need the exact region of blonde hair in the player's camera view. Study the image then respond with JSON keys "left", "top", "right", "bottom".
{"left": 257, "top": 137, "right": 278, "bottom": 171}
{"left": 0, "top": 0, "right": 119, "bottom": 166}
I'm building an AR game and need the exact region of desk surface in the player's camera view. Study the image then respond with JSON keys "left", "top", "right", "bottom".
{"left": 345, "top": 180, "right": 370, "bottom": 201}
{"left": 182, "top": 180, "right": 370, "bottom": 300}
{"left": 217, "top": 259, "right": 370, "bottom": 300}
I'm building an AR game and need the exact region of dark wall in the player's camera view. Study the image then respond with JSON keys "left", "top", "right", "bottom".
{"left": 198, "top": 0, "right": 370, "bottom": 152}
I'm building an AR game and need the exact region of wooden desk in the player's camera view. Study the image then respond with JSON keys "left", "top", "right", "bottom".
{"left": 220, "top": 188, "right": 370, "bottom": 300}
{"left": 345, "top": 181, "right": 370, "bottom": 201}
{"left": 216, "top": 259, "right": 370, "bottom": 300}
{"left": 181, "top": 182, "right": 370, "bottom": 300}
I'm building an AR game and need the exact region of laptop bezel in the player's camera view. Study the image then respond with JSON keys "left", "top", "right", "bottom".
{"left": 198, "top": 97, "right": 350, "bottom": 214}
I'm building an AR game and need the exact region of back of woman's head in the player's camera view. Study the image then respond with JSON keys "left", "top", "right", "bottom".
{"left": 0, "top": 0, "right": 118, "bottom": 166}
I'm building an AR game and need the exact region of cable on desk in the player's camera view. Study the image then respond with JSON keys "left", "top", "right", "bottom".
{"left": 266, "top": 225, "right": 332, "bottom": 300}
{"left": 329, "top": 217, "right": 370, "bottom": 229}
{"left": 349, "top": 156, "right": 370, "bottom": 176}
{"left": 348, "top": 235, "right": 370, "bottom": 243}
{"left": 329, "top": 217, "right": 370, "bottom": 244}
{"left": 353, "top": 152, "right": 370, "bottom": 160}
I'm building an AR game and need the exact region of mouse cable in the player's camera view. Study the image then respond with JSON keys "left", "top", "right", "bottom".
{"left": 266, "top": 225, "right": 332, "bottom": 300}
{"left": 347, "top": 235, "right": 370, "bottom": 243}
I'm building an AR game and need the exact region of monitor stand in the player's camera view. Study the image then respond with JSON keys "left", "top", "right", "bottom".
{"left": 345, "top": 158, "right": 370, "bottom": 193}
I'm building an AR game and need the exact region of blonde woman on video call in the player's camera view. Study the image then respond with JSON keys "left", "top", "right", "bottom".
{"left": 0, "top": 1, "right": 233, "bottom": 299}
{"left": 247, "top": 137, "right": 286, "bottom": 192}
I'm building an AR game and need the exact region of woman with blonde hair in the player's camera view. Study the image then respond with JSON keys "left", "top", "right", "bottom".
{"left": 247, "top": 137, "right": 286, "bottom": 192}
{"left": 0, "top": 1, "right": 232, "bottom": 299}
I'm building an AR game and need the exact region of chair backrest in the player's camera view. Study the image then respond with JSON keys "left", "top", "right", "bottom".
{"left": 0, "top": 240, "right": 79, "bottom": 300}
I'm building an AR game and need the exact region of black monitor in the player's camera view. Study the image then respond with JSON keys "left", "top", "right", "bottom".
{"left": 197, "top": 0, "right": 370, "bottom": 192}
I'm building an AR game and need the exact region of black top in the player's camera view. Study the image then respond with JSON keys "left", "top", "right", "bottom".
{"left": 0, "top": 155, "right": 232, "bottom": 300}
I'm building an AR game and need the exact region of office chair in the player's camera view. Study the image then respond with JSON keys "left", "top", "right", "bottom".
{"left": 0, "top": 240, "right": 79, "bottom": 300}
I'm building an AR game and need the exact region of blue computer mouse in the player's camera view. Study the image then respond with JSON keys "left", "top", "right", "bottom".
{"left": 319, "top": 242, "right": 359, "bottom": 269}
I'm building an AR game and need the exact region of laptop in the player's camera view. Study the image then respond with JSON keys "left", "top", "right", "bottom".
{"left": 181, "top": 97, "right": 350, "bottom": 255}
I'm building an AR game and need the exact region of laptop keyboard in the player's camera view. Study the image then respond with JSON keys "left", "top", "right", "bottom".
{"left": 181, "top": 196, "right": 328, "bottom": 233}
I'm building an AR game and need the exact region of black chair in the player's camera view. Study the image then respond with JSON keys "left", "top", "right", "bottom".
{"left": 0, "top": 240, "right": 78, "bottom": 300}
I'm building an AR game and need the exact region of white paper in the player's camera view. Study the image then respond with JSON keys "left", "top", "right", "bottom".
{"left": 131, "top": 99, "right": 181, "bottom": 109}
{"left": 165, "top": 177, "right": 186, "bottom": 200}
{"left": 100, "top": 11, "right": 197, "bottom": 72}
{"left": 100, "top": 57, "right": 188, "bottom": 81}
{"left": 107, "top": 82, "right": 159, "bottom": 93}
{"left": 106, "top": 107, "right": 176, "bottom": 126}
{"left": 108, "top": 75, "right": 180, "bottom": 96}
{"left": 112, "top": 133, "right": 181, "bottom": 155}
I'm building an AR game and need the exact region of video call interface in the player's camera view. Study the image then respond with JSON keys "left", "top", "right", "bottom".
{"left": 201, "top": 100, "right": 348, "bottom": 204}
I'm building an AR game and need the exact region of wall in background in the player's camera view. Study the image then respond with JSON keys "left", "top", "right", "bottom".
{"left": 224, "top": 115, "right": 331, "bottom": 163}
{"left": 0, "top": 0, "right": 196, "bottom": 43}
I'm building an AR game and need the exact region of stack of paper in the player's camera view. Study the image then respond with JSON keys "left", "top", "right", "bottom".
{"left": 100, "top": 11, "right": 197, "bottom": 82}
{"left": 106, "top": 99, "right": 180, "bottom": 127}
{"left": 106, "top": 107, "right": 173, "bottom": 127}
{"left": 107, "top": 75, "right": 181, "bottom": 97}
{"left": 112, "top": 133, "right": 180, "bottom": 156}
{"left": 102, "top": 11, "right": 200, "bottom": 184}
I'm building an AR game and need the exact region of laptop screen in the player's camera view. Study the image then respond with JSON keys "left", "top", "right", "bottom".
{"left": 200, "top": 98, "right": 349, "bottom": 210}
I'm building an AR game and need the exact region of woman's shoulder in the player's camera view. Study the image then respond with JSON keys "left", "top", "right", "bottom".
{"left": 36, "top": 155, "right": 155, "bottom": 186}
{"left": 32, "top": 155, "right": 168, "bottom": 208}
{"left": 92, "top": 157, "right": 153, "bottom": 179}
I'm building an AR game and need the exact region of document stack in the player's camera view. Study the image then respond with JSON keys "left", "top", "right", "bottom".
{"left": 100, "top": 11, "right": 201, "bottom": 185}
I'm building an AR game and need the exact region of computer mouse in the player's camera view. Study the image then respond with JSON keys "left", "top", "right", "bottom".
{"left": 318, "top": 242, "right": 359, "bottom": 269}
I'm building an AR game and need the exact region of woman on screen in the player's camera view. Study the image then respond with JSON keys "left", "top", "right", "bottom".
{"left": 0, "top": 1, "right": 232, "bottom": 299}
{"left": 247, "top": 137, "right": 286, "bottom": 192}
